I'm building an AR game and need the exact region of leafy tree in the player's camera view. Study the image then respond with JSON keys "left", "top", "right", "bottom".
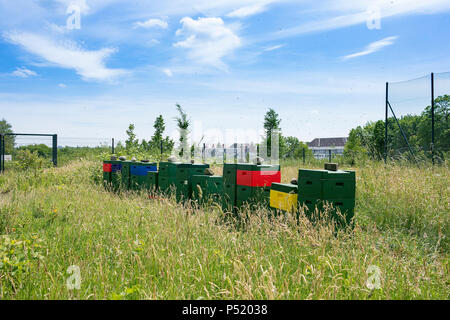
{"left": 174, "top": 104, "right": 190, "bottom": 158}
{"left": 150, "top": 115, "right": 174, "bottom": 153}
{"left": 418, "top": 95, "right": 450, "bottom": 155}
{"left": 344, "top": 126, "right": 368, "bottom": 165}
{"left": 262, "top": 108, "right": 284, "bottom": 157}
{"left": 125, "top": 124, "right": 138, "bottom": 151}
{"left": 283, "top": 137, "right": 313, "bottom": 159}
{"left": 16, "top": 144, "right": 51, "bottom": 158}
{"left": 283, "top": 136, "right": 300, "bottom": 158}
{"left": 0, "top": 118, "right": 15, "bottom": 154}
{"left": 151, "top": 115, "right": 165, "bottom": 149}
{"left": 372, "top": 120, "right": 385, "bottom": 160}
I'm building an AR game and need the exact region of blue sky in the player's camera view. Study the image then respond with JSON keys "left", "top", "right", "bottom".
{"left": 1, "top": 0, "right": 450, "bottom": 146}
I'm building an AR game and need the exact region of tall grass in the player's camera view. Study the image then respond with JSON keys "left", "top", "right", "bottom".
{"left": 0, "top": 160, "right": 448, "bottom": 299}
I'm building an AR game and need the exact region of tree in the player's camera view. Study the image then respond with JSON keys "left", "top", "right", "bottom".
{"left": 174, "top": 104, "right": 190, "bottom": 158}
{"left": 283, "top": 136, "right": 312, "bottom": 159}
{"left": 372, "top": 120, "right": 385, "bottom": 160}
{"left": 344, "top": 126, "right": 368, "bottom": 165}
{"left": 149, "top": 115, "right": 173, "bottom": 154}
{"left": 151, "top": 115, "right": 165, "bottom": 149}
{"left": 125, "top": 124, "right": 138, "bottom": 151}
{"left": 418, "top": 95, "right": 450, "bottom": 155}
{"left": 0, "top": 118, "right": 15, "bottom": 154}
{"left": 262, "top": 108, "right": 283, "bottom": 157}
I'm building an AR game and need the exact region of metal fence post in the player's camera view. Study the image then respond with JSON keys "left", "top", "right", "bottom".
{"left": 52, "top": 134, "right": 58, "bottom": 167}
{"left": 160, "top": 140, "right": 163, "bottom": 155}
{"left": 328, "top": 149, "right": 332, "bottom": 162}
{"left": 202, "top": 143, "right": 206, "bottom": 163}
{"left": 302, "top": 148, "right": 305, "bottom": 164}
{"left": 385, "top": 82, "right": 388, "bottom": 163}
{"left": 2, "top": 135, "right": 5, "bottom": 172}
{"left": 222, "top": 144, "right": 225, "bottom": 163}
{"left": 431, "top": 72, "right": 435, "bottom": 165}
{"left": 112, "top": 138, "right": 115, "bottom": 154}
{"left": 0, "top": 134, "right": 3, "bottom": 173}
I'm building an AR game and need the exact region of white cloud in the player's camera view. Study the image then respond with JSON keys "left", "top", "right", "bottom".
{"left": 174, "top": 17, "right": 241, "bottom": 70}
{"left": 227, "top": 3, "right": 268, "bottom": 18}
{"left": 264, "top": 0, "right": 450, "bottom": 41}
{"left": 55, "top": 0, "right": 90, "bottom": 14}
{"left": 12, "top": 67, "right": 37, "bottom": 78}
{"left": 4, "top": 31, "right": 127, "bottom": 82}
{"left": 162, "top": 68, "right": 173, "bottom": 77}
{"left": 58, "top": 83, "right": 67, "bottom": 88}
{"left": 263, "top": 44, "right": 284, "bottom": 51}
{"left": 134, "top": 18, "right": 168, "bottom": 29}
{"left": 342, "top": 36, "right": 398, "bottom": 60}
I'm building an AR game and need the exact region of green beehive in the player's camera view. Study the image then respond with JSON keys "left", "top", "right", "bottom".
{"left": 121, "top": 161, "right": 132, "bottom": 189}
{"left": 192, "top": 175, "right": 223, "bottom": 204}
{"left": 174, "top": 163, "right": 210, "bottom": 202}
{"left": 147, "top": 171, "right": 158, "bottom": 192}
{"left": 298, "top": 169, "right": 356, "bottom": 226}
{"left": 102, "top": 160, "right": 112, "bottom": 187}
{"left": 322, "top": 170, "right": 356, "bottom": 200}
{"left": 236, "top": 185, "right": 270, "bottom": 208}
{"left": 175, "top": 179, "right": 191, "bottom": 202}
{"left": 298, "top": 169, "right": 355, "bottom": 200}
{"left": 223, "top": 163, "right": 238, "bottom": 184}
{"left": 110, "top": 160, "right": 123, "bottom": 191}
{"left": 222, "top": 182, "right": 236, "bottom": 212}
{"left": 158, "top": 162, "right": 182, "bottom": 193}
{"left": 130, "top": 162, "right": 157, "bottom": 190}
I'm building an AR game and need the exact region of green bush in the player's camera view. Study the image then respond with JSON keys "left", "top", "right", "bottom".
{"left": 13, "top": 150, "right": 52, "bottom": 171}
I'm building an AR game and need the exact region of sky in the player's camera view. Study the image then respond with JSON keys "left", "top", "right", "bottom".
{"left": 1, "top": 0, "right": 450, "bottom": 147}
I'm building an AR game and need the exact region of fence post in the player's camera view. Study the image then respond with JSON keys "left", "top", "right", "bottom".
{"left": 328, "top": 149, "right": 332, "bottom": 162}
{"left": 223, "top": 144, "right": 225, "bottom": 163}
{"left": 52, "top": 134, "right": 58, "bottom": 167}
{"left": 2, "top": 135, "right": 5, "bottom": 172}
{"left": 431, "top": 72, "right": 435, "bottom": 165}
{"left": 160, "top": 140, "right": 163, "bottom": 155}
{"left": 302, "top": 148, "right": 305, "bottom": 164}
{"left": 385, "top": 82, "right": 388, "bottom": 164}
{"left": 112, "top": 138, "right": 115, "bottom": 154}
{"left": 202, "top": 143, "right": 206, "bottom": 163}
{"left": 0, "top": 134, "right": 3, "bottom": 173}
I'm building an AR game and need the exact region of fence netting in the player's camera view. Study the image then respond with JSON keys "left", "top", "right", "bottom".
{"left": 387, "top": 72, "right": 448, "bottom": 161}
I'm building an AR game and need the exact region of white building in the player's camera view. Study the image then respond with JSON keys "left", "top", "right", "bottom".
{"left": 308, "top": 137, "right": 348, "bottom": 159}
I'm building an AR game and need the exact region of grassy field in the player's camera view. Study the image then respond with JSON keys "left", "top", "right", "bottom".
{"left": 0, "top": 160, "right": 448, "bottom": 299}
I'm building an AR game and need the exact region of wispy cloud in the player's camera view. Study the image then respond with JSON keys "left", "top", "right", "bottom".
{"left": 134, "top": 18, "right": 168, "bottom": 29}
{"left": 263, "top": 44, "right": 284, "bottom": 51}
{"left": 227, "top": 2, "right": 268, "bottom": 18}
{"left": 174, "top": 17, "right": 241, "bottom": 70}
{"left": 342, "top": 36, "right": 398, "bottom": 60}
{"left": 264, "top": 0, "right": 450, "bottom": 41}
{"left": 4, "top": 31, "right": 127, "bottom": 82}
{"left": 11, "top": 67, "right": 37, "bottom": 78}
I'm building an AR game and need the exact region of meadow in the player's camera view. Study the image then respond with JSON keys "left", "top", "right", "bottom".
{"left": 0, "top": 159, "right": 448, "bottom": 299}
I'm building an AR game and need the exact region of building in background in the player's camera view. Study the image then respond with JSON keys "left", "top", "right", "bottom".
{"left": 308, "top": 137, "right": 348, "bottom": 159}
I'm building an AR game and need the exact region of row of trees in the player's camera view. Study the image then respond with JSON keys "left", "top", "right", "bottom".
{"left": 123, "top": 106, "right": 313, "bottom": 161}
{"left": 344, "top": 95, "right": 449, "bottom": 163}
